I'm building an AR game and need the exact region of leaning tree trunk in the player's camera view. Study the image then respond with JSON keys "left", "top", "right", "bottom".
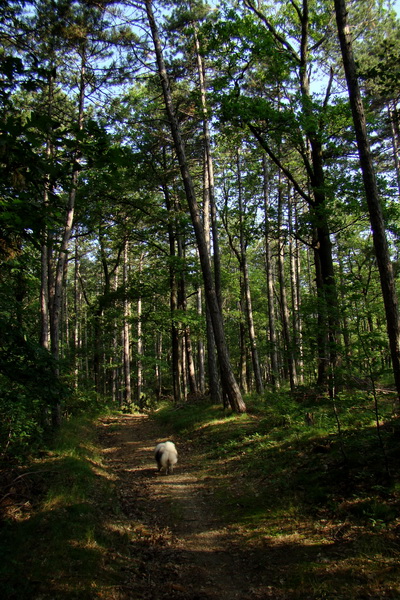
{"left": 145, "top": 0, "right": 246, "bottom": 413}
{"left": 334, "top": 0, "right": 400, "bottom": 405}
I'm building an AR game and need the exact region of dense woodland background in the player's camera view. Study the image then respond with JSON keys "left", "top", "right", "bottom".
{"left": 1, "top": 0, "right": 400, "bottom": 460}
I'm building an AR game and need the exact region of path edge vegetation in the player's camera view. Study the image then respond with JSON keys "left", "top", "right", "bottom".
{"left": 1, "top": 390, "right": 400, "bottom": 599}
{"left": 0, "top": 409, "right": 127, "bottom": 599}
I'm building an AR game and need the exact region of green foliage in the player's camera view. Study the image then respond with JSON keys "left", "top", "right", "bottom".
{"left": 0, "top": 320, "right": 70, "bottom": 461}
{"left": 152, "top": 391, "right": 400, "bottom": 596}
{"left": 0, "top": 414, "right": 119, "bottom": 599}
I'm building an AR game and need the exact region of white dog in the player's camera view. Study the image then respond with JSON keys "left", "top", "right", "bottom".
{"left": 154, "top": 441, "right": 178, "bottom": 474}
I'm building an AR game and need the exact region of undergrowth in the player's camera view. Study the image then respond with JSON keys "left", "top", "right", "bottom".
{"left": 154, "top": 390, "right": 400, "bottom": 598}
{"left": 0, "top": 413, "right": 123, "bottom": 600}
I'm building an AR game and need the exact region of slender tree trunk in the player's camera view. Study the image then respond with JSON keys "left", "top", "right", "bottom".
{"left": 388, "top": 101, "right": 400, "bottom": 195}
{"left": 246, "top": 0, "right": 339, "bottom": 387}
{"left": 155, "top": 326, "right": 162, "bottom": 399}
{"left": 72, "top": 239, "right": 80, "bottom": 389}
{"left": 196, "top": 28, "right": 222, "bottom": 403}
{"left": 122, "top": 238, "right": 132, "bottom": 406}
{"left": 49, "top": 48, "right": 86, "bottom": 426}
{"left": 146, "top": 0, "right": 245, "bottom": 412}
{"left": 334, "top": 0, "right": 400, "bottom": 404}
{"left": 176, "top": 231, "right": 197, "bottom": 396}
{"left": 163, "top": 181, "right": 181, "bottom": 404}
{"left": 289, "top": 191, "right": 303, "bottom": 383}
{"left": 137, "top": 252, "right": 144, "bottom": 407}
{"left": 196, "top": 284, "right": 206, "bottom": 395}
{"left": 40, "top": 69, "right": 54, "bottom": 352}
{"left": 203, "top": 149, "right": 222, "bottom": 404}
{"left": 263, "top": 157, "right": 279, "bottom": 387}
{"left": 112, "top": 265, "right": 120, "bottom": 405}
{"left": 238, "top": 291, "right": 248, "bottom": 393}
{"left": 237, "top": 151, "right": 264, "bottom": 394}
{"left": 277, "top": 181, "right": 298, "bottom": 391}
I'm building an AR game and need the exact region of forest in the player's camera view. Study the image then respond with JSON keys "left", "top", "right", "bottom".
{"left": 1, "top": 0, "right": 400, "bottom": 452}
{"left": 1, "top": 0, "right": 400, "bottom": 596}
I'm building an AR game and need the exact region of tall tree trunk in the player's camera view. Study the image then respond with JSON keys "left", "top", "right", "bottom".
{"left": 289, "top": 191, "right": 303, "bottom": 383}
{"left": 196, "top": 283, "right": 206, "bottom": 395}
{"left": 263, "top": 157, "right": 279, "bottom": 387}
{"left": 137, "top": 252, "right": 144, "bottom": 407}
{"left": 122, "top": 238, "right": 132, "bottom": 406}
{"left": 162, "top": 180, "right": 182, "bottom": 404}
{"left": 177, "top": 230, "right": 198, "bottom": 396}
{"left": 277, "top": 181, "right": 298, "bottom": 391}
{"left": 203, "top": 149, "right": 222, "bottom": 404}
{"left": 155, "top": 325, "right": 163, "bottom": 399}
{"left": 238, "top": 291, "right": 248, "bottom": 393}
{"left": 145, "top": 0, "right": 245, "bottom": 412}
{"left": 388, "top": 101, "right": 400, "bottom": 195}
{"left": 237, "top": 151, "right": 264, "bottom": 394}
{"left": 40, "top": 69, "right": 54, "bottom": 351}
{"left": 334, "top": 0, "right": 400, "bottom": 404}
{"left": 112, "top": 265, "right": 120, "bottom": 405}
{"left": 195, "top": 27, "right": 222, "bottom": 403}
{"left": 49, "top": 47, "right": 86, "bottom": 426}
{"left": 72, "top": 239, "right": 81, "bottom": 389}
{"left": 246, "top": 0, "right": 339, "bottom": 387}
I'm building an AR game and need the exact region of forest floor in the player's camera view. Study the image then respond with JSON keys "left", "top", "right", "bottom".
{"left": 96, "top": 410, "right": 400, "bottom": 600}
{"left": 2, "top": 401, "right": 400, "bottom": 599}
{"left": 98, "top": 413, "right": 264, "bottom": 600}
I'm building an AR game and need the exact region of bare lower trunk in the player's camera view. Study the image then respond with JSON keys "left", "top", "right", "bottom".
{"left": 145, "top": 0, "right": 245, "bottom": 412}
{"left": 263, "top": 158, "right": 279, "bottom": 387}
{"left": 335, "top": 0, "right": 400, "bottom": 404}
{"left": 197, "top": 285, "right": 205, "bottom": 395}
{"left": 196, "top": 30, "right": 223, "bottom": 401}
{"left": 49, "top": 48, "right": 86, "bottom": 427}
{"left": 123, "top": 239, "right": 132, "bottom": 406}
{"left": 237, "top": 152, "right": 263, "bottom": 395}
{"left": 278, "top": 182, "right": 297, "bottom": 391}
{"left": 137, "top": 253, "right": 144, "bottom": 407}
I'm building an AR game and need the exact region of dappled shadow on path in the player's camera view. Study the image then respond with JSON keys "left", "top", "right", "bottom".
{"left": 98, "top": 414, "right": 399, "bottom": 600}
{"left": 99, "top": 414, "right": 256, "bottom": 599}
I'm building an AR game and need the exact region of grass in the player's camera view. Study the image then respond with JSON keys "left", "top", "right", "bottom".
{"left": 154, "top": 390, "right": 400, "bottom": 598}
{"left": 0, "top": 413, "right": 125, "bottom": 600}
{"left": 1, "top": 390, "right": 399, "bottom": 599}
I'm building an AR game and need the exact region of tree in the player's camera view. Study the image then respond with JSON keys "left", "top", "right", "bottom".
{"left": 144, "top": 0, "right": 246, "bottom": 412}
{"left": 334, "top": 0, "right": 400, "bottom": 405}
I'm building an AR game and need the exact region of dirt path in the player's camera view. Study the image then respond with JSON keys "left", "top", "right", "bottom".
{"left": 97, "top": 414, "right": 260, "bottom": 600}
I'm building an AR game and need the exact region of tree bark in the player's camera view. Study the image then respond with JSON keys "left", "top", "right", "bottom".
{"left": 196, "top": 284, "right": 206, "bottom": 395}
{"left": 277, "top": 180, "right": 298, "bottom": 391}
{"left": 334, "top": 0, "right": 400, "bottom": 404}
{"left": 246, "top": 0, "right": 340, "bottom": 387}
{"left": 262, "top": 157, "right": 279, "bottom": 387}
{"left": 236, "top": 151, "right": 264, "bottom": 394}
{"left": 137, "top": 252, "right": 144, "bottom": 407}
{"left": 163, "top": 180, "right": 182, "bottom": 404}
{"left": 145, "top": 0, "right": 245, "bottom": 412}
{"left": 196, "top": 28, "right": 223, "bottom": 403}
{"left": 122, "top": 238, "right": 132, "bottom": 406}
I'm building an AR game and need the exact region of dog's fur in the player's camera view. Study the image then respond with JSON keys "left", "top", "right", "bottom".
{"left": 154, "top": 441, "right": 178, "bottom": 474}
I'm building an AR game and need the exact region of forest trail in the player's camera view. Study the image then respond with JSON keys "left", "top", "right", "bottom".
{"left": 98, "top": 414, "right": 266, "bottom": 600}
